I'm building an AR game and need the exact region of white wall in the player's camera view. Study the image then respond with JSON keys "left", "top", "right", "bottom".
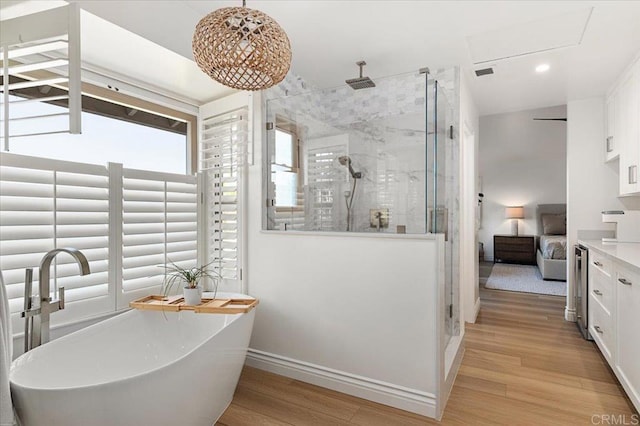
{"left": 479, "top": 105, "right": 567, "bottom": 261}
{"left": 459, "top": 74, "right": 480, "bottom": 324}
{"left": 566, "top": 98, "right": 627, "bottom": 320}
{"left": 244, "top": 94, "right": 446, "bottom": 418}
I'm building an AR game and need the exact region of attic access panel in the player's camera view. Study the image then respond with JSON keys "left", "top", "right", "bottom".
{"left": 466, "top": 8, "right": 592, "bottom": 65}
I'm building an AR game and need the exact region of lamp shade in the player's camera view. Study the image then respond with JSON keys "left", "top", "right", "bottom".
{"left": 192, "top": 6, "right": 292, "bottom": 91}
{"left": 505, "top": 206, "right": 524, "bottom": 219}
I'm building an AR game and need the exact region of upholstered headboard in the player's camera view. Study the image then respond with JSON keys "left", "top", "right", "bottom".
{"left": 536, "top": 204, "right": 566, "bottom": 235}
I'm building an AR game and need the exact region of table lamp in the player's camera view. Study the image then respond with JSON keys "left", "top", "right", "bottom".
{"left": 505, "top": 206, "right": 524, "bottom": 235}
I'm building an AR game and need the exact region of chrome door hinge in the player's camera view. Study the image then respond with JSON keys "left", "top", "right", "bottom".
{"left": 266, "top": 122, "right": 274, "bottom": 130}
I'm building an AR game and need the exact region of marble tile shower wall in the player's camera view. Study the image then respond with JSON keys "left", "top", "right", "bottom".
{"left": 265, "top": 69, "right": 455, "bottom": 235}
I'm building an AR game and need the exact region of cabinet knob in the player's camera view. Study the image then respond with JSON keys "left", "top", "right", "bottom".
{"left": 618, "top": 278, "right": 633, "bottom": 286}
{"left": 594, "top": 261, "right": 603, "bottom": 267}
{"left": 593, "top": 289, "right": 603, "bottom": 296}
{"left": 594, "top": 325, "right": 604, "bottom": 334}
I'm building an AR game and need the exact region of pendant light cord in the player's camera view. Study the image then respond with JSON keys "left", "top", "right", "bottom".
{"left": 242, "top": 0, "right": 246, "bottom": 6}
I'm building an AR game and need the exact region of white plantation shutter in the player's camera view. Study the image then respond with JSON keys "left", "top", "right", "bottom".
{"left": 1, "top": 4, "right": 82, "bottom": 149}
{"left": 305, "top": 145, "right": 348, "bottom": 231}
{"left": 0, "top": 153, "right": 112, "bottom": 333}
{"left": 200, "top": 107, "right": 247, "bottom": 283}
{"left": 120, "top": 169, "right": 198, "bottom": 308}
{"left": 0, "top": 152, "right": 200, "bottom": 329}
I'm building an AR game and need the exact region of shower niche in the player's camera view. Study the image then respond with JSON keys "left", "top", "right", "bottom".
{"left": 264, "top": 69, "right": 456, "bottom": 237}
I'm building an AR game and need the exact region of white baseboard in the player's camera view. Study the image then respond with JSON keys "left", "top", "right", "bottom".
{"left": 565, "top": 307, "right": 577, "bottom": 322}
{"left": 245, "top": 349, "right": 437, "bottom": 418}
{"left": 473, "top": 298, "right": 481, "bottom": 322}
{"left": 439, "top": 338, "right": 465, "bottom": 420}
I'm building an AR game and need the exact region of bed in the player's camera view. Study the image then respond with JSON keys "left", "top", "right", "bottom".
{"left": 536, "top": 204, "right": 567, "bottom": 281}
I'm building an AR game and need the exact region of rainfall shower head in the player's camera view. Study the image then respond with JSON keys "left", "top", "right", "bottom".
{"left": 338, "top": 155, "right": 362, "bottom": 179}
{"left": 346, "top": 61, "right": 376, "bottom": 90}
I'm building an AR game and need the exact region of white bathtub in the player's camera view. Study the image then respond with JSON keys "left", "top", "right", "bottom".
{"left": 10, "top": 292, "right": 256, "bottom": 426}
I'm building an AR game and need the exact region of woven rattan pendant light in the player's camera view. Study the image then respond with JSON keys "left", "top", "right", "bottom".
{"left": 192, "top": 0, "right": 291, "bottom": 91}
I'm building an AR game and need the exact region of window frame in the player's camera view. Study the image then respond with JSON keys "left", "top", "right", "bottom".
{"left": 273, "top": 116, "right": 304, "bottom": 212}
{"left": 4, "top": 67, "right": 197, "bottom": 174}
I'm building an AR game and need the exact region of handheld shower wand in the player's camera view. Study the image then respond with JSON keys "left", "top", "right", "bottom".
{"left": 338, "top": 155, "right": 362, "bottom": 231}
{"left": 338, "top": 155, "right": 362, "bottom": 179}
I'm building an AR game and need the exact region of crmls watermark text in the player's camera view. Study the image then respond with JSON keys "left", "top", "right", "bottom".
{"left": 592, "top": 414, "right": 640, "bottom": 425}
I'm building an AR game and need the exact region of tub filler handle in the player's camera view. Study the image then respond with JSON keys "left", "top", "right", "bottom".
{"left": 21, "top": 248, "right": 90, "bottom": 352}
{"left": 21, "top": 268, "right": 38, "bottom": 353}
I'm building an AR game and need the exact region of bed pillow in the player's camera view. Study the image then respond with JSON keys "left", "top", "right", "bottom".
{"left": 541, "top": 213, "right": 566, "bottom": 235}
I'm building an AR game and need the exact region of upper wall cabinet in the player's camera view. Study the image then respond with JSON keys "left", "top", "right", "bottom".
{"left": 605, "top": 88, "right": 620, "bottom": 161}
{"left": 606, "top": 55, "right": 640, "bottom": 196}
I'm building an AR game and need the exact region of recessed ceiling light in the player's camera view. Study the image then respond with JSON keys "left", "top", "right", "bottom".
{"left": 536, "top": 64, "right": 550, "bottom": 73}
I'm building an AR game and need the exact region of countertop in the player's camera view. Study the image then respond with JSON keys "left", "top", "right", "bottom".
{"left": 578, "top": 239, "right": 640, "bottom": 270}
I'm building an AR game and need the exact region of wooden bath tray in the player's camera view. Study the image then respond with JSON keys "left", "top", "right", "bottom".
{"left": 129, "top": 295, "right": 259, "bottom": 314}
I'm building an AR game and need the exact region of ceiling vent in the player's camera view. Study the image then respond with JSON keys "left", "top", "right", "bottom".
{"left": 475, "top": 67, "right": 494, "bottom": 77}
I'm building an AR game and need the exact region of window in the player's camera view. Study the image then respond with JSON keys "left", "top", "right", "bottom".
{"left": 0, "top": 2, "right": 200, "bottom": 339}
{"left": 5, "top": 86, "right": 191, "bottom": 174}
{"left": 273, "top": 128, "right": 299, "bottom": 207}
{"left": 1, "top": 77, "right": 198, "bottom": 334}
{"left": 271, "top": 116, "right": 303, "bottom": 209}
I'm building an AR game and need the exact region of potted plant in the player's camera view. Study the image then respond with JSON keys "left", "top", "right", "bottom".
{"left": 161, "top": 261, "right": 220, "bottom": 305}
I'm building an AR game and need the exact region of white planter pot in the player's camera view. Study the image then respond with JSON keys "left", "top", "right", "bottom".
{"left": 183, "top": 286, "right": 202, "bottom": 305}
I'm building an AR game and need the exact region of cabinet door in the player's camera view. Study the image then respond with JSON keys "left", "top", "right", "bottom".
{"left": 615, "top": 263, "right": 640, "bottom": 409}
{"left": 605, "top": 91, "right": 618, "bottom": 161}
{"left": 619, "top": 68, "right": 640, "bottom": 195}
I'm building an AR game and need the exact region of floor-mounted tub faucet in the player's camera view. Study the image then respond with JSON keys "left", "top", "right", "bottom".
{"left": 22, "top": 248, "right": 91, "bottom": 352}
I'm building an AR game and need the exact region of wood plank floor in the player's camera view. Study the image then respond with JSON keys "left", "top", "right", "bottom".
{"left": 218, "top": 283, "right": 638, "bottom": 425}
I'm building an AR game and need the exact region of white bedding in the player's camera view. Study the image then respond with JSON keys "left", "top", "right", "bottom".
{"left": 540, "top": 235, "right": 567, "bottom": 260}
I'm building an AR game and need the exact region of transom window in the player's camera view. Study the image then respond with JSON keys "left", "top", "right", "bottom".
{"left": 4, "top": 88, "right": 189, "bottom": 174}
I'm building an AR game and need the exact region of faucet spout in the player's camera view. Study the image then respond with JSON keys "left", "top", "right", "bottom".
{"left": 40, "top": 247, "right": 91, "bottom": 278}
{"left": 27, "top": 248, "right": 91, "bottom": 350}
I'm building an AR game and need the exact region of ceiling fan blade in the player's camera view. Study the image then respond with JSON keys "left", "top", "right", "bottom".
{"left": 533, "top": 118, "right": 567, "bottom": 121}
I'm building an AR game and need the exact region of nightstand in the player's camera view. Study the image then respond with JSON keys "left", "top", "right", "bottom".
{"left": 493, "top": 235, "right": 536, "bottom": 265}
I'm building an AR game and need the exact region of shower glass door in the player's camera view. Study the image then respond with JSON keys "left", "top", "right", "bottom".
{"left": 428, "top": 80, "right": 458, "bottom": 347}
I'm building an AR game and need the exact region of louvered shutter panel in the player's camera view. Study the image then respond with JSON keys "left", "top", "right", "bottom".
{"left": 200, "top": 108, "right": 247, "bottom": 282}
{"left": 305, "top": 145, "right": 348, "bottom": 231}
{"left": 1, "top": 152, "right": 200, "bottom": 324}
{"left": 0, "top": 153, "right": 112, "bottom": 332}
{"left": 120, "top": 169, "right": 198, "bottom": 307}
{"left": 1, "top": 4, "right": 82, "bottom": 149}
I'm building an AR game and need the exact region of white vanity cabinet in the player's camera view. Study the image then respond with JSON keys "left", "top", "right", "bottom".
{"left": 615, "top": 263, "right": 640, "bottom": 408}
{"left": 588, "top": 251, "right": 615, "bottom": 362}
{"left": 584, "top": 242, "right": 640, "bottom": 412}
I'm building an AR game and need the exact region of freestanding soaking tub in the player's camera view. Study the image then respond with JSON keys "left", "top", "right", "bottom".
{"left": 10, "top": 292, "right": 256, "bottom": 426}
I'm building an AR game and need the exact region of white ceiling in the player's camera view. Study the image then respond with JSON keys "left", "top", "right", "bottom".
{"left": 2, "top": 1, "right": 640, "bottom": 115}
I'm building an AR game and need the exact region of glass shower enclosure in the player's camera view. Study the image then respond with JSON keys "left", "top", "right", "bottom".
{"left": 264, "top": 69, "right": 460, "bottom": 345}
